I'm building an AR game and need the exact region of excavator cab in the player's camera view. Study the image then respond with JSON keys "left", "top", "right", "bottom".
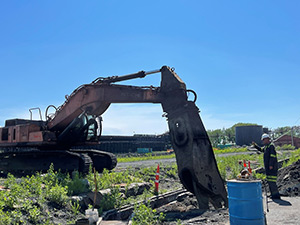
{"left": 57, "top": 113, "right": 99, "bottom": 145}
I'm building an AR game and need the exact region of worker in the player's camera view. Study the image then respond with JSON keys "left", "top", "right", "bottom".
{"left": 252, "top": 133, "right": 281, "bottom": 199}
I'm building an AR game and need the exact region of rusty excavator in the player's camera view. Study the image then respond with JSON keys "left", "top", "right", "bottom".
{"left": 0, "top": 66, "right": 227, "bottom": 209}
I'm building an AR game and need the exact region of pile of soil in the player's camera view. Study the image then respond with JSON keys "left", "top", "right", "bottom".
{"left": 156, "top": 193, "right": 229, "bottom": 225}
{"left": 277, "top": 159, "right": 300, "bottom": 197}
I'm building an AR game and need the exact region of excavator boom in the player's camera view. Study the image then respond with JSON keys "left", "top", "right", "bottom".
{"left": 46, "top": 65, "right": 227, "bottom": 208}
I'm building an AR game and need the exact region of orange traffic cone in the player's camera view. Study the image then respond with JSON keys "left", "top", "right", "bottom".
{"left": 155, "top": 164, "right": 160, "bottom": 195}
{"left": 248, "top": 161, "right": 252, "bottom": 174}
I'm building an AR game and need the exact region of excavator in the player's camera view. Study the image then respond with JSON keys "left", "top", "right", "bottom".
{"left": 0, "top": 66, "right": 227, "bottom": 209}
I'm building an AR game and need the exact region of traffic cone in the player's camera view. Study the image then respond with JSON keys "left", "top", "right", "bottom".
{"left": 155, "top": 164, "right": 160, "bottom": 195}
{"left": 248, "top": 161, "right": 252, "bottom": 174}
{"left": 243, "top": 160, "right": 247, "bottom": 168}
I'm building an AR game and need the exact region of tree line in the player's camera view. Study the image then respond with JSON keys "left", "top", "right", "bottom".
{"left": 207, "top": 123, "right": 300, "bottom": 147}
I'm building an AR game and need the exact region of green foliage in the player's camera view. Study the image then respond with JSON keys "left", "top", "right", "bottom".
{"left": 0, "top": 209, "right": 12, "bottom": 225}
{"left": 276, "top": 144, "right": 295, "bottom": 150}
{"left": 253, "top": 172, "right": 266, "bottom": 180}
{"left": 117, "top": 153, "right": 175, "bottom": 163}
{"left": 71, "top": 200, "right": 81, "bottom": 216}
{"left": 43, "top": 163, "right": 59, "bottom": 187}
{"left": 176, "top": 219, "right": 183, "bottom": 225}
{"left": 87, "top": 167, "right": 143, "bottom": 191}
{"left": 132, "top": 202, "right": 165, "bottom": 225}
{"left": 47, "top": 184, "right": 69, "bottom": 206}
{"left": 28, "top": 205, "right": 41, "bottom": 224}
{"left": 272, "top": 126, "right": 294, "bottom": 139}
{"left": 66, "top": 171, "right": 90, "bottom": 195}
{"left": 165, "top": 164, "right": 178, "bottom": 178}
{"left": 282, "top": 148, "right": 300, "bottom": 167}
{"left": 134, "top": 166, "right": 156, "bottom": 183}
{"left": 216, "top": 154, "right": 264, "bottom": 180}
{"left": 214, "top": 147, "right": 248, "bottom": 154}
{"left": 0, "top": 164, "right": 87, "bottom": 224}
{"left": 207, "top": 122, "right": 258, "bottom": 147}
{"left": 99, "top": 187, "right": 123, "bottom": 211}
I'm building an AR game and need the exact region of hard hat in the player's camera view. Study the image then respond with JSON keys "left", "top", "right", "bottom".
{"left": 261, "top": 133, "right": 270, "bottom": 140}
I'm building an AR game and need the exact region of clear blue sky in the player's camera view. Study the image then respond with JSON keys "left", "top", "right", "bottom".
{"left": 0, "top": 1, "right": 299, "bottom": 135}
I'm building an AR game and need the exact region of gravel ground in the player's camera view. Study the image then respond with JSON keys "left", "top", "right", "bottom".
{"left": 265, "top": 197, "right": 300, "bottom": 225}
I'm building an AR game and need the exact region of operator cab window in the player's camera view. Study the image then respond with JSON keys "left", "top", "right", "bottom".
{"left": 1, "top": 128, "right": 8, "bottom": 141}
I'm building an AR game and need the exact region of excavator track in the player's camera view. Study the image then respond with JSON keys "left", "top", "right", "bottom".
{"left": 0, "top": 148, "right": 117, "bottom": 176}
{"left": 70, "top": 149, "right": 117, "bottom": 172}
{"left": 0, "top": 148, "right": 93, "bottom": 176}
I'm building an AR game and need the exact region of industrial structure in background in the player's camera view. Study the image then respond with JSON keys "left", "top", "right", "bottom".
{"left": 274, "top": 135, "right": 300, "bottom": 148}
{"left": 98, "top": 133, "right": 170, "bottom": 153}
{"left": 235, "top": 125, "right": 268, "bottom": 146}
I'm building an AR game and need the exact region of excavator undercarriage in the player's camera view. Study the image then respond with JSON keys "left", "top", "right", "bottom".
{"left": 0, "top": 66, "right": 227, "bottom": 209}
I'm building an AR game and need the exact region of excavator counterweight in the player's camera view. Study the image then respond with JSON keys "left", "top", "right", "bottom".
{"left": 0, "top": 66, "right": 227, "bottom": 209}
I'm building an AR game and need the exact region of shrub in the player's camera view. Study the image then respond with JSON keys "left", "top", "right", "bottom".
{"left": 0, "top": 209, "right": 12, "bottom": 225}
{"left": 132, "top": 202, "right": 165, "bottom": 225}
{"left": 47, "top": 184, "right": 69, "bottom": 206}
{"left": 67, "top": 171, "right": 90, "bottom": 195}
{"left": 99, "top": 187, "right": 122, "bottom": 211}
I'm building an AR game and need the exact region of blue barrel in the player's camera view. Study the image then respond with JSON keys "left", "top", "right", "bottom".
{"left": 227, "top": 180, "right": 265, "bottom": 225}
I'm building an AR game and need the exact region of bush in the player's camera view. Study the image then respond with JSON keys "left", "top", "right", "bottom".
{"left": 132, "top": 202, "right": 165, "bottom": 225}
{"left": 67, "top": 171, "right": 90, "bottom": 195}
{"left": 99, "top": 187, "right": 123, "bottom": 211}
{"left": 47, "top": 184, "right": 69, "bottom": 206}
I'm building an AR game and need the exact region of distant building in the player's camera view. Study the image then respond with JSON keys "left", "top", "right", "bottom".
{"left": 273, "top": 135, "right": 300, "bottom": 148}
{"left": 96, "top": 133, "right": 170, "bottom": 153}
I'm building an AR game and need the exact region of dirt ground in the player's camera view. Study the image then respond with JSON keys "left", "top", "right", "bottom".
{"left": 157, "top": 194, "right": 229, "bottom": 225}
{"left": 97, "top": 160, "right": 300, "bottom": 225}
{"left": 277, "top": 160, "right": 300, "bottom": 197}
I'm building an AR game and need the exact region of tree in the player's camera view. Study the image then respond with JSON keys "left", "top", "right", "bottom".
{"left": 207, "top": 122, "right": 258, "bottom": 147}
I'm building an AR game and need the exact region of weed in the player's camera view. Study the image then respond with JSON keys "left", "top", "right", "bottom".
{"left": 28, "top": 205, "right": 41, "bottom": 224}
{"left": 282, "top": 148, "right": 300, "bottom": 167}
{"left": 70, "top": 200, "right": 81, "bottom": 216}
{"left": 176, "top": 219, "right": 183, "bottom": 225}
{"left": 87, "top": 167, "right": 143, "bottom": 192}
{"left": 276, "top": 144, "right": 295, "bottom": 150}
{"left": 132, "top": 202, "right": 165, "bottom": 225}
{"left": 216, "top": 154, "right": 264, "bottom": 180}
{"left": 165, "top": 164, "right": 178, "bottom": 178}
{"left": 67, "top": 171, "right": 90, "bottom": 195}
{"left": 214, "top": 147, "right": 248, "bottom": 155}
{"left": 118, "top": 153, "right": 175, "bottom": 163}
{"left": 47, "top": 184, "right": 69, "bottom": 206}
{"left": 99, "top": 187, "right": 122, "bottom": 211}
{"left": 253, "top": 172, "right": 266, "bottom": 180}
{"left": 0, "top": 209, "right": 12, "bottom": 225}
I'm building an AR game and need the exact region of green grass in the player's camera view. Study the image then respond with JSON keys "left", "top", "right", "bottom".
{"left": 281, "top": 148, "right": 300, "bottom": 168}
{"left": 214, "top": 147, "right": 248, "bottom": 154}
{"left": 0, "top": 147, "right": 295, "bottom": 224}
{"left": 216, "top": 153, "right": 264, "bottom": 180}
{"left": 117, "top": 147, "right": 249, "bottom": 163}
{"left": 0, "top": 166, "right": 80, "bottom": 224}
{"left": 117, "top": 153, "right": 176, "bottom": 163}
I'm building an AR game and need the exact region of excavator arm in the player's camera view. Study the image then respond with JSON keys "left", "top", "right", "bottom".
{"left": 46, "top": 66, "right": 227, "bottom": 209}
